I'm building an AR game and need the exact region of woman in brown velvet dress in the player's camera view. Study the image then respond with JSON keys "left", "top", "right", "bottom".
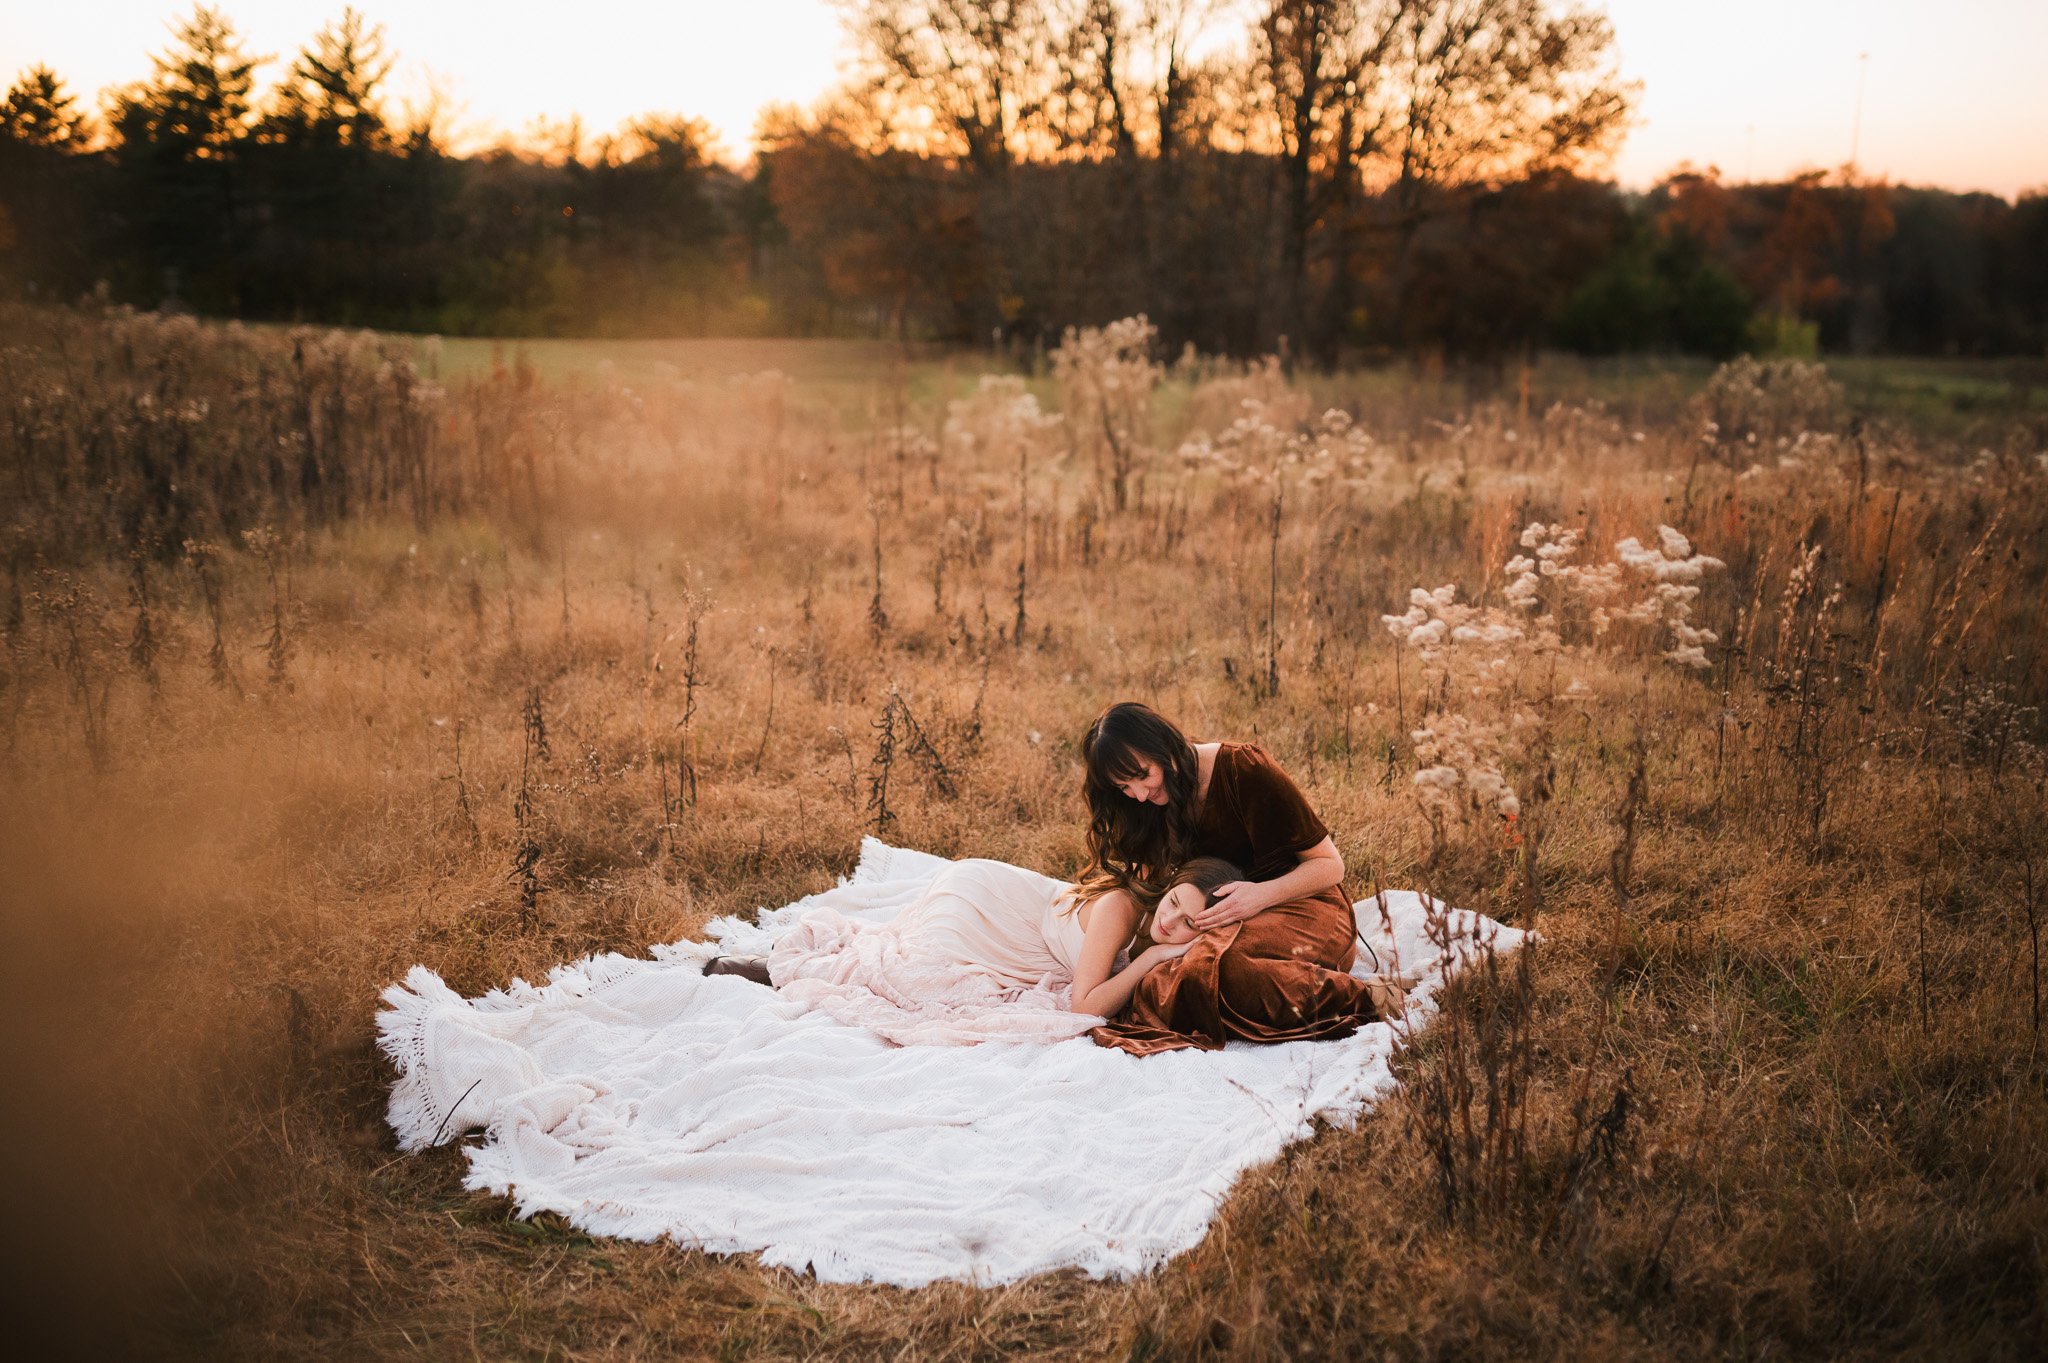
{"left": 1075, "top": 701, "right": 1401, "bottom": 1056}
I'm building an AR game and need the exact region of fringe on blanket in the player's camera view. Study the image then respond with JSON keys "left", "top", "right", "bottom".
{"left": 378, "top": 943, "right": 714, "bottom": 1152}
{"left": 378, "top": 966, "right": 468, "bottom": 1152}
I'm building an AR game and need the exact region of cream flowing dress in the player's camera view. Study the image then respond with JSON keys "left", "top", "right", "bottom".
{"left": 765, "top": 858, "right": 1102, "bottom": 1045}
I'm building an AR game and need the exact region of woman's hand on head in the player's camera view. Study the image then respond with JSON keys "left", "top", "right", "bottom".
{"left": 1191, "top": 880, "right": 1269, "bottom": 930}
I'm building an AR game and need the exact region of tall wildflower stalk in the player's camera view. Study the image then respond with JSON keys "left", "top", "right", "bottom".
{"left": 866, "top": 693, "right": 898, "bottom": 833}
{"left": 1051, "top": 316, "right": 1161, "bottom": 512}
{"left": 242, "top": 526, "right": 294, "bottom": 691}
{"left": 512, "top": 686, "right": 549, "bottom": 919}
{"left": 182, "top": 539, "right": 237, "bottom": 693}
{"left": 867, "top": 498, "right": 890, "bottom": 648}
{"left": 449, "top": 719, "right": 482, "bottom": 850}
{"left": 126, "top": 542, "right": 162, "bottom": 698}
{"left": 1385, "top": 521, "right": 1723, "bottom": 875}
{"left": 36, "top": 574, "right": 111, "bottom": 771}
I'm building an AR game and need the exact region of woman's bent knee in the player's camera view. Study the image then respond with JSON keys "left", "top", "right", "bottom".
{"left": 1229, "top": 900, "right": 1354, "bottom": 970}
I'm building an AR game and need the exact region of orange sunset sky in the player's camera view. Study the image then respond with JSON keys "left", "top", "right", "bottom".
{"left": 6, "top": 0, "right": 2044, "bottom": 198}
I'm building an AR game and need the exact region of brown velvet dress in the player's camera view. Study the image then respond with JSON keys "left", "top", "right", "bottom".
{"left": 1091, "top": 743, "right": 1378, "bottom": 1056}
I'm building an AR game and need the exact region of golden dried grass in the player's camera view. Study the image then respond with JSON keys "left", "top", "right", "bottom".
{"left": 1, "top": 309, "right": 2043, "bottom": 1359}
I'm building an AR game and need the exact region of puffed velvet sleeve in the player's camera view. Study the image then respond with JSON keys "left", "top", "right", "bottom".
{"left": 1228, "top": 744, "right": 1331, "bottom": 879}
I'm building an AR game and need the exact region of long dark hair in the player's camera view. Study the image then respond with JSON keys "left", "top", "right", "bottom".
{"left": 1162, "top": 856, "right": 1241, "bottom": 905}
{"left": 1126, "top": 856, "right": 1243, "bottom": 941}
{"left": 1072, "top": 701, "right": 1202, "bottom": 901}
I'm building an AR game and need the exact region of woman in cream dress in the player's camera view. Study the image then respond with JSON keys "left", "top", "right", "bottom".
{"left": 717, "top": 858, "right": 1218, "bottom": 1046}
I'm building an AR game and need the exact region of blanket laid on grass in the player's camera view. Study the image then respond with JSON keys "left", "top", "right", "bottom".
{"left": 379, "top": 839, "right": 1527, "bottom": 1287}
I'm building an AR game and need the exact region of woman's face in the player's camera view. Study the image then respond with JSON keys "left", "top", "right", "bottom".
{"left": 1115, "top": 758, "right": 1169, "bottom": 806}
{"left": 1151, "top": 882, "right": 1204, "bottom": 944}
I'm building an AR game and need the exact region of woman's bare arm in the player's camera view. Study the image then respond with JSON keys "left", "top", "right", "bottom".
{"left": 1067, "top": 890, "right": 1191, "bottom": 1017}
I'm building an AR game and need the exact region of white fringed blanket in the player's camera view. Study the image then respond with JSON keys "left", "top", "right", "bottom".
{"left": 379, "top": 839, "right": 1527, "bottom": 1287}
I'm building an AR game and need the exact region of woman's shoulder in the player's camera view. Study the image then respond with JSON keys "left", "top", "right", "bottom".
{"left": 1198, "top": 741, "right": 1270, "bottom": 806}
{"left": 1215, "top": 742, "right": 1311, "bottom": 803}
{"left": 1214, "top": 741, "right": 1284, "bottom": 778}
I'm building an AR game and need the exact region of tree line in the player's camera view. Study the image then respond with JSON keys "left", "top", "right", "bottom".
{"left": 3, "top": 2, "right": 2043, "bottom": 358}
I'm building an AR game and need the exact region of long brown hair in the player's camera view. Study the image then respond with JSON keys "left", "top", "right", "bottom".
{"left": 1162, "top": 856, "right": 1241, "bottom": 905}
{"left": 1120, "top": 856, "right": 1244, "bottom": 943}
{"left": 1070, "top": 700, "right": 1202, "bottom": 903}
{"left": 1089, "top": 859, "right": 1245, "bottom": 945}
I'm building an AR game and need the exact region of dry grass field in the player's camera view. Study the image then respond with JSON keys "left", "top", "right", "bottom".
{"left": 2, "top": 303, "right": 2044, "bottom": 1360}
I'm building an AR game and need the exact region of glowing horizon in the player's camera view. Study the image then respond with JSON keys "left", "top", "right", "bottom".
{"left": 4, "top": 0, "right": 2043, "bottom": 197}
{"left": 1601, "top": 0, "right": 2048, "bottom": 200}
